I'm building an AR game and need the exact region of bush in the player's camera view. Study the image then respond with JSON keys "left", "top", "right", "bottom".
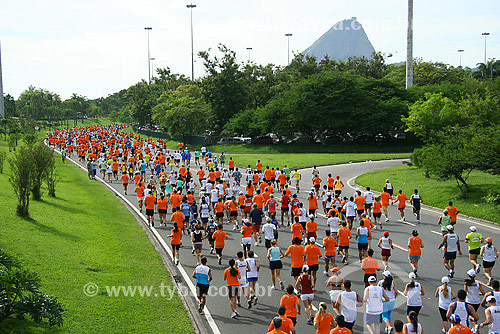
{"left": 0, "top": 249, "right": 65, "bottom": 327}
{"left": 0, "top": 150, "right": 6, "bottom": 173}
{"left": 485, "top": 189, "right": 500, "bottom": 206}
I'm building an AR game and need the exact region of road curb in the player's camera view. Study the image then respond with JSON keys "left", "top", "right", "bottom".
{"left": 351, "top": 174, "right": 499, "bottom": 227}
{"left": 48, "top": 142, "right": 214, "bottom": 334}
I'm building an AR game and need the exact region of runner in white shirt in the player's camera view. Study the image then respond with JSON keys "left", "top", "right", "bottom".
{"left": 246, "top": 251, "right": 259, "bottom": 305}
{"left": 236, "top": 251, "right": 251, "bottom": 309}
{"left": 364, "top": 187, "right": 374, "bottom": 218}
{"left": 364, "top": 276, "right": 389, "bottom": 334}
{"left": 210, "top": 188, "right": 219, "bottom": 206}
{"left": 335, "top": 280, "right": 362, "bottom": 330}
{"left": 327, "top": 212, "right": 340, "bottom": 237}
{"left": 262, "top": 218, "right": 277, "bottom": 249}
{"left": 481, "top": 296, "right": 500, "bottom": 332}
{"left": 343, "top": 197, "right": 357, "bottom": 230}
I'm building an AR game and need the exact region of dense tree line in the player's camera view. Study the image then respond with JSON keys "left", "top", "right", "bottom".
{"left": 3, "top": 47, "right": 500, "bottom": 142}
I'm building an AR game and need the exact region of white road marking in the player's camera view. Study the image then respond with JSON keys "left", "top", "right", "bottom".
{"left": 431, "top": 231, "right": 442, "bottom": 235}
{"left": 55, "top": 149, "right": 222, "bottom": 334}
{"left": 400, "top": 220, "right": 416, "bottom": 227}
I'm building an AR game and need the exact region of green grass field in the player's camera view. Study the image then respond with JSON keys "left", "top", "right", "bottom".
{"left": 0, "top": 140, "right": 193, "bottom": 333}
{"left": 228, "top": 153, "right": 410, "bottom": 170}
{"left": 356, "top": 165, "right": 500, "bottom": 223}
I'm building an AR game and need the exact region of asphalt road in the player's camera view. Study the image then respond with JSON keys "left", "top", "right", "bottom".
{"left": 65, "top": 155, "right": 499, "bottom": 334}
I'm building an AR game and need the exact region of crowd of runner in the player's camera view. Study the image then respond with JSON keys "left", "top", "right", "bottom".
{"left": 47, "top": 125, "right": 500, "bottom": 334}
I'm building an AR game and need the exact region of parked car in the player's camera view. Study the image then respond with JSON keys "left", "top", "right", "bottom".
{"left": 251, "top": 135, "right": 274, "bottom": 145}
{"left": 217, "top": 137, "right": 239, "bottom": 145}
{"left": 234, "top": 136, "right": 252, "bottom": 144}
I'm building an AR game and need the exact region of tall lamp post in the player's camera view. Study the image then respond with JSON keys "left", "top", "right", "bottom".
{"left": 187, "top": 4, "right": 197, "bottom": 81}
{"left": 285, "top": 33, "right": 293, "bottom": 65}
{"left": 482, "top": 32, "right": 490, "bottom": 64}
{"left": 150, "top": 57, "right": 155, "bottom": 80}
{"left": 246, "top": 47, "right": 253, "bottom": 63}
{"left": 144, "top": 27, "right": 152, "bottom": 84}
{"left": 406, "top": 0, "right": 414, "bottom": 88}
{"left": 458, "top": 49, "right": 464, "bottom": 67}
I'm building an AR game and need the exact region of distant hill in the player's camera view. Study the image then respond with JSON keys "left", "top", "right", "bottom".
{"left": 303, "top": 17, "right": 375, "bottom": 62}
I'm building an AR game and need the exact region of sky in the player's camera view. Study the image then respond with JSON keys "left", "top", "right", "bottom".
{"left": 1, "top": 0, "right": 499, "bottom": 100}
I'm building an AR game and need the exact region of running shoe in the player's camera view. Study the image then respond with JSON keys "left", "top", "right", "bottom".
{"left": 253, "top": 296, "right": 258, "bottom": 305}
{"left": 476, "top": 264, "right": 481, "bottom": 274}
{"left": 280, "top": 281, "right": 285, "bottom": 290}
{"left": 489, "top": 277, "right": 494, "bottom": 286}
{"left": 192, "top": 249, "right": 195, "bottom": 254}
{"left": 247, "top": 300, "right": 252, "bottom": 309}
{"left": 231, "top": 312, "right": 237, "bottom": 319}
{"left": 218, "top": 258, "right": 222, "bottom": 265}
{"left": 307, "top": 318, "right": 313, "bottom": 325}
{"left": 237, "top": 302, "right": 241, "bottom": 307}
{"left": 385, "top": 218, "right": 389, "bottom": 222}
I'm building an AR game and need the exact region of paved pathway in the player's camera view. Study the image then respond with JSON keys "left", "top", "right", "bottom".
{"left": 63, "top": 154, "right": 499, "bottom": 333}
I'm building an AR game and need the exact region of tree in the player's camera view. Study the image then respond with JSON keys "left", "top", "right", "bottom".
{"left": 473, "top": 60, "right": 500, "bottom": 80}
{"left": 30, "top": 144, "right": 55, "bottom": 201}
{"left": 8, "top": 146, "right": 35, "bottom": 217}
{"left": 152, "top": 85, "right": 211, "bottom": 137}
{"left": 418, "top": 129, "right": 475, "bottom": 195}
{"left": 198, "top": 44, "right": 248, "bottom": 133}
{"left": 0, "top": 249, "right": 65, "bottom": 326}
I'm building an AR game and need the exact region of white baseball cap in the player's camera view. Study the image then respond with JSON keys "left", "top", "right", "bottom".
{"left": 368, "top": 276, "right": 377, "bottom": 282}
{"left": 382, "top": 271, "right": 391, "bottom": 277}
{"left": 309, "top": 237, "right": 316, "bottom": 243}
{"left": 446, "top": 225, "right": 454, "bottom": 231}
{"left": 467, "top": 269, "right": 476, "bottom": 277}
{"left": 470, "top": 226, "right": 477, "bottom": 232}
{"left": 409, "top": 272, "right": 417, "bottom": 279}
{"left": 441, "top": 276, "right": 450, "bottom": 284}
{"left": 487, "top": 295, "right": 496, "bottom": 303}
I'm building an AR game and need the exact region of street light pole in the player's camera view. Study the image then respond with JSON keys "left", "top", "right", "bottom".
{"left": 482, "top": 32, "right": 490, "bottom": 64}
{"left": 406, "top": 0, "right": 414, "bottom": 88}
{"left": 144, "top": 27, "right": 152, "bottom": 84}
{"left": 187, "top": 4, "right": 197, "bottom": 81}
{"left": 285, "top": 33, "right": 293, "bottom": 65}
{"left": 150, "top": 57, "right": 155, "bottom": 80}
{"left": 458, "top": 49, "right": 464, "bottom": 67}
{"left": 246, "top": 47, "right": 253, "bottom": 63}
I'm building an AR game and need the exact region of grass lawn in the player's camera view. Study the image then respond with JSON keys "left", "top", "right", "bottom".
{"left": 0, "top": 140, "right": 193, "bottom": 333}
{"left": 356, "top": 165, "right": 500, "bottom": 223}
{"left": 228, "top": 153, "right": 410, "bottom": 170}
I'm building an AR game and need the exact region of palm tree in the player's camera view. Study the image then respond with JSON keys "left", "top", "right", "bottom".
{"left": 474, "top": 60, "right": 500, "bottom": 79}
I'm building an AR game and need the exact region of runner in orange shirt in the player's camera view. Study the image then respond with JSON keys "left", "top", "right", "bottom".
{"left": 253, "top": 190, "right": 264, "bottom": 209}
{"left": 157, "top": 193, "right": 168, "bottom": 226}
{"left": 313, "top": 302, "right": 335, "bottom": 334}
{"left": 361, "top": 249, "right": 380, "bottom": 287}
{"left": 407, "top": 230, "right": 424, "bottom": 276}
{"left": 285, "top": 237, "right": 306, "bottom": 285}
{"left": 214, "top": 198, "right": 225, "bottom": 225}
{"left": 167, "top": 222, "right": 182, "bottom": 265}
{"left": 144, "top": 192, "right": 156, "bottom": 226}
{"left": 396, "top": 189, "right": 408, "bottom": 221}
{"left": 278, "top": 172, "right": 287, "bottom": 191}
{"left": 305, "top": 237, "right": 322, "bottom": 286}
{"left": 291, "top": 217, "right": 304, "bottom": 241}
{"left": 372, "top": 196, "right": 383, "bottom": 229}
{"left": 306, "top": 215, "right": 318, "bottom": 240}
{"left": 171, "top": 209, "right": 185, "bottom": 230}
{"left": 121, "top": 172, "right": 129, "bottom": 195}
{"left": 446, "top": 201, "right": 460, "bottom": 225}
{"left": 267, "top": 306, "right": 296, "bottom": 334}
{"left": 327, "top": 174, "right": 334, "bottom": 191}
{"left": 354, "top": 192, "right": 366, "bottom": 220}
{"left": 213, "top": 224, "right": 228, "bottom": 265}
{"left": 323, "top": 230, "right": 337, "bottom": 273}
{"left": 313, "top": 175, "right": 322, "bottom": 196}
{"left": 224, "top": 259, "right": 241, "bottom": 319}
{"left": 337, "top": 222, "right": 352, "bottom": 264}
{"left": 196, "top": 167, "right": 205, "bottom": 184}
{"left": 280, "top": 285, "right": 301, "bottom": 326}
{"left": 135, "top": 183, "right": 145, "bottom": 211}
{"left": 256, "top": 160, "right": 263, "bottom": 173}
{"left": 307, "top": 192, "right": 318, "bottom": 217}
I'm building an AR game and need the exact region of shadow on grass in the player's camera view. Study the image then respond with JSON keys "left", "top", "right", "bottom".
{"left": 25, "top": 217, "right": 80, "bottom": 242}
{"left": 42, "top": 199, "right": 87, "bottom": 215}
{"left": 0, "top": 317, "right": 63, "bottom": 334}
